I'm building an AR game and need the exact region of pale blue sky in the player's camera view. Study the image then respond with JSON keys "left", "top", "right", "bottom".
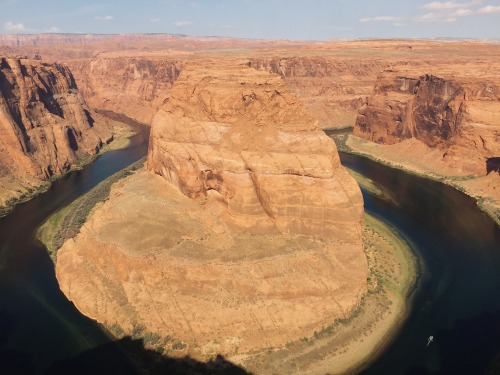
{"left": 1, "top": 0, "right": 499, "bottom": 40}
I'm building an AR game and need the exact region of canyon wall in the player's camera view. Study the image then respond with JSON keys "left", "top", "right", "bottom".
{"left": 56, "top": 63, "right": 368, "bottom": 357}
{"left": 354, "top": 73, "right": 466, "bottom": 147}
{"left": 248, "top": 57, "right": 390, "bottom": 128}
{"left": 353, "top": 71, "right": 500, "bottom": 175}
{"left": 66, "top": 58, "right": 183, "bottom": 124}
{"left": 65, "top": 55, "right": 388, "bottom": 129}
{"left": 0, "top": 57, "right": 111, "bottom": 206}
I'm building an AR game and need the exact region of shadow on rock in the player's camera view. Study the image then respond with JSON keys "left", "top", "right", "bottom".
{"left": 45, "top": 336, "right": 250, "bottom": 375}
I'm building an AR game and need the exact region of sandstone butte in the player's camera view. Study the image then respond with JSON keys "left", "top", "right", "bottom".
{"left": 0, "top": 57, "right": 111, "bottom": 209}
{"left": 56, "top": 63, "right": 368, "bottom": 357}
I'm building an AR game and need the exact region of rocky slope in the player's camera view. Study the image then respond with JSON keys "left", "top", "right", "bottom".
{"left": 353, "top": 71, "right": 500, "bottom": 176}
{"left": 67, "top": 58, "right": 183, "bottom": 124}
{"left": 0, "top": 57, "right": 111, "bottom": 208}
{"left": 148, "top": 64, "right": 364, "bottom": 237}
{"left": 56, "top": 63, "right": 368, "bottom": 358}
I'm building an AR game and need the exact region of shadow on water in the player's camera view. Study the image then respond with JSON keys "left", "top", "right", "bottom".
{"left": 0, "top": 310, "right": 248, "bottom": 375}
{"left": 45, "top": 338, "right": 249, "bottom": 375}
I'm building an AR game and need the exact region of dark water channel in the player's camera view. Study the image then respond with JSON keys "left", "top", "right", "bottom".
{"left": 0, "top": 121, "right": 499, "bottom": 374}
{"left": 340, "top": 153, "right": 500, "bottom": 375}
{"left": 0, "top": 117, "right": 149, "bottom": 374}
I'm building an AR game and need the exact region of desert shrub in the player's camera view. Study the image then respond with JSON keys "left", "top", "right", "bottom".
{"left": 143, "top": 331, "right": 161, "bottom": 345}
{"left": 172, "top": 341, "right": 186, "bottom": 350}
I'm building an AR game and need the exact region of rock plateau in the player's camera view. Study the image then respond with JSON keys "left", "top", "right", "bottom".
{"left": 56, "top": 63, "right": 368, "bottom": 357}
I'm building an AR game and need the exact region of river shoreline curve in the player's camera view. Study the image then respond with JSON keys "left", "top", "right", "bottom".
{"left": 0, "top": 110, "right": 143, "bottom": 219}
{"left": 335, "top": 133, "right": 500, "bottom": 226}
{"left": 231, "top": 213, "right": 418, "bottom": 374}
{"left": 36, "top": 158, "right": 418, "bottom": 374}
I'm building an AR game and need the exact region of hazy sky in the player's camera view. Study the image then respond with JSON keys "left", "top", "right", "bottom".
{"left": 1, "top": 0, "right": 499, "bottom": 40}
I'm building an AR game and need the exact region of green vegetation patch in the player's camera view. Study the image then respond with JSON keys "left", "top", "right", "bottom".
{"left": 37, "top": 157, "right": 146, "bottom": 260}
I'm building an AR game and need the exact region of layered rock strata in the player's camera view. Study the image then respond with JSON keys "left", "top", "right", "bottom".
{"left": 354, "top": 73, "right": 466, "bottom": 147}
{"left": 67, "top": 58, "right": 183, "bottom": 124}
{"left": 56, "top": 64, "right": 367, "bottom": 357}
{"left": 148, "top": 64, "right": 364, "bottom": 238}
{"left": 248, "top": 57, "right": 390, "bottom": 128}
{"left": 353, "top": 71, "right": 500, "bottom": 176}
{"left": 0, "top": 57, "right": 111, "bottom": 206}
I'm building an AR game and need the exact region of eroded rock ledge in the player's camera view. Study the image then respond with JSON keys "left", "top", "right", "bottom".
{"left": 56, "top": 64, "right": 368, "bottom": 357}
{"left": 148, "top": 64, "right": 363, "bottom": 238}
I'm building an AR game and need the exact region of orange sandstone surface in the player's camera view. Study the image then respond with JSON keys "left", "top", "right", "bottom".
{"left": 55, "top": 64, "right": 368, "bottom": 357}
{"left": 0, "top": 57, "right": 111, "bottom": 209}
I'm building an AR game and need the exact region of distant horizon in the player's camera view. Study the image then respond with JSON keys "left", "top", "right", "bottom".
{"left": 0, "top": 32, "right": 499, "bottom": 43}
{"left": 1, "top": 1, "right": 499, "bottom": 41}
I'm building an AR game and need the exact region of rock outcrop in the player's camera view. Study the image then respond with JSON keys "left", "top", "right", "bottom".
{"left": 354, "top": 73, "right": 466, "bottom": 147}
{"left": 148, "top": 64, "right": 364, "bottom": 238}
{"left": 353, "top": 71, "right": 500, "bottom": 175}
{"left": 0, "top": 57, "right": 111, "bottom": 206}
{"left": 56, "top": 63, "right": 367, "bottom": 357}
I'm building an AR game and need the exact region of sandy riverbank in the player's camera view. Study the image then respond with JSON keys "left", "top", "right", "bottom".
{"left": 229, "top": 213, "right": 418, "bottom": 374}
{"left": 344, "top": 135, "right": 500, "bottom": 226}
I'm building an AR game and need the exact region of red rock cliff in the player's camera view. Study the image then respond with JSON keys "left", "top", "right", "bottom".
{"left": 67, "top": 57, "right": 183, "bottom": 124}
{"left": 247, "top": 57, "right": 390, "bottom": 128}
{"left": 0, "top": 57, "right": 111, "bottom": 205}
{"left": 353, "top": 71, "right": 500, "bottom": 175}
{"left": 354, "top": 73, "right": 466, "bottom": 147}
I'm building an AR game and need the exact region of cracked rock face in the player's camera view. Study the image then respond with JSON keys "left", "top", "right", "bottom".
{"left": 148, "top": 64, "right": 363, "bottom": 239}
{"left": 353, "top": 71, "right": 500, "bottom": 175}
{"left": 68, "top": 57, "right": 183, "bottom": 124}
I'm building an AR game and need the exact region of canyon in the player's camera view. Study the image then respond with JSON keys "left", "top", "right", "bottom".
{"left": 0, "top": 56, "right": 111, "bottom": 213}
{"left": 1, "top": 34, "right": 500, "bottom": 373}
{"left": 354, "top": 71, "right": 500, "bottom": 175}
